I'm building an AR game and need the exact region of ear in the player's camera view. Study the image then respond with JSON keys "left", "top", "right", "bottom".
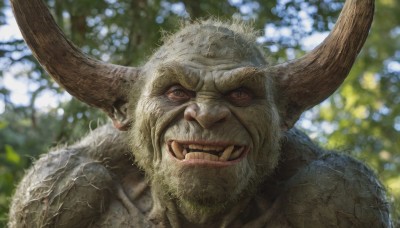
{"left": 276, "top": 98, "right": 305, "bottom": 131}
{"left": 111, "top": 102, "right": 131, "bottom": 131}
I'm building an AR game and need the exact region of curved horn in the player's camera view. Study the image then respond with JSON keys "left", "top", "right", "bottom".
{"left": 271, "top": 0, "right": 375, "bottom": 129}
{"left": 10, "top": 0, "right": 140, "bottom": 118}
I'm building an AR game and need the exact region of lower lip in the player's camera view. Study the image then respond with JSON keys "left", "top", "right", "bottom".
{"left": 167, "top": 145, "right": 249, "bottom": 167}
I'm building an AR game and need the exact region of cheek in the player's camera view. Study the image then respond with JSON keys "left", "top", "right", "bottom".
{"left": 232, "top": 104, "right": 281, "bottom": 151}
{"left": 129, "top": 97, "right": 186, "bottom": 164}
{"left": 128, "top": 98, "right": 162, "bottom": 167}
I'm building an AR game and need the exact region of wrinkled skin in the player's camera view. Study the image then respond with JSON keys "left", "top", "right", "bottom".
{"left": 8, "top": 21, "right": 392, "bottom": 228}
{"left": 8, "top": 125, "right": 391, "bottom": 227}
{"left": 129, "top": 25, "right": 281, "bottom": 222}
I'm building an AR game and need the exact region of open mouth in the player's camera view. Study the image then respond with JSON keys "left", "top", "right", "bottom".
{"left": 168, "top": 141, "right": 246, "bottom": 162}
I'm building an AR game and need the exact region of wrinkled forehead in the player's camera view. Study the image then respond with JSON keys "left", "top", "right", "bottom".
{"left": 147, "top": 25, "right": 267, "bottom": 69}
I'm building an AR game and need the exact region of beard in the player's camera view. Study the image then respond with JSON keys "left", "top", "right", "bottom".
{"left": 155, "top": 158, "right": 254, "bottom": 206}
{"left": 149, "top": 143, "right": 280, "bottom": 222}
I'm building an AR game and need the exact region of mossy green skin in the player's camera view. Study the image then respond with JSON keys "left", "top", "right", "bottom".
{"left": 9, "top": 22, "right": 391, "bottom": 227}
{"left": 127, "top": 23, "right": 283, "bottom": 224}
{"left": 8, "top": 125, "right": 391, "bottom": 227}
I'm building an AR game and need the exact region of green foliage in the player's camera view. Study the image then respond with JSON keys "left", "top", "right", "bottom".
{"left": 0, "top": 0, "right": 399, "bottom": 225}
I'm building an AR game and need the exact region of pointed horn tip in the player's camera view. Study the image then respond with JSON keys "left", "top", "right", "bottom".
{"left": 272, "top": 0, "right": 374, "bottom": 128}
{"left": 11, "top": 0, "right": 142, "bottom": 117}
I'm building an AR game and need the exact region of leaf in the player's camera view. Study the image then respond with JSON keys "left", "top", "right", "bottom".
{"left": 4, "top": 145, "right": 20, "bottom": 165}
{"left": 387, "top": 176, "right": 400, "bottom": 197}
{"left": 0, "top": 121, "right": 7, "bottom": 130}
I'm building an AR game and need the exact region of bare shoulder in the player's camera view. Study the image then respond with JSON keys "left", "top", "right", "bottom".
{"left": 8, "top": 124, "right": 137, "bottom": 228}
{"left": 266, "top": 129, "right": 392, "bottom": 227}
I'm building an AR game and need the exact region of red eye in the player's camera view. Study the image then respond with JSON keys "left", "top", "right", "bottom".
{"left": 165, "top": 85, "right": 194, "bottom": 102}
{"left": 226, "top": 88, "right": 253, "bottom": 106}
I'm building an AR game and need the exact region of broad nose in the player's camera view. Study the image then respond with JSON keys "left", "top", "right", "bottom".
{"left": 184, "top": 103, "right": 231, "bottom": 129}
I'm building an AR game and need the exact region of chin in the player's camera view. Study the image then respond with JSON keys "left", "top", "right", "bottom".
{"left": 154, "top": 153, "right": 259, "bottom": 207}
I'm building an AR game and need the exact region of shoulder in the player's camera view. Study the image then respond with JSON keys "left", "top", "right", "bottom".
{"left": 275, "top": 134, "right": 392, "bottom": 227}
{"left": 260, "top": 128, "right": 392, "bottom": 227}
{"left": 8, "top": 124, "right": 141, "bottom": 227}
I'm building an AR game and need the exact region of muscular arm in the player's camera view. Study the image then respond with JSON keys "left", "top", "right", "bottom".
{"left": 8, "top": 124, "right": 133, "bottom": 228}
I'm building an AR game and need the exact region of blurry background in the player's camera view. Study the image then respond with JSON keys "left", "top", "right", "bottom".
{"left": 0, "top": 0, "right": 399, "bottom": 225}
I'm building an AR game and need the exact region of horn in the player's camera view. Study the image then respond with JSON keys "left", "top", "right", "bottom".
{"left": 10, "top": 0, "right": 141, "bottom": 117}
{"left": 271, "top": 0, "right": 375, "bottom": 129}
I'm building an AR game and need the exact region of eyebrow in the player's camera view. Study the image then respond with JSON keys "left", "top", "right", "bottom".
{"left": 149, "top": 62, "right": 267, "bottom": 96}
{"left": 154, "top": 62, "right": 200, "bottom": 89}
{"left": 216, "top": 67, "right": 267, "bottom": 93}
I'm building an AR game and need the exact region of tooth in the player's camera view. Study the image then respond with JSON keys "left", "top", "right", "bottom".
{"left": 185, "top": 152, "right": 193, "bottom": 160}
{"left": 219, "top": 145, "right": 234, "bottom": 161}
{"left": 189, "top": 144, "right": 202, "bottom": 150}
{"left": 207, "top": 153, "right": 219, "bottom": 161}
{"left": 229, "top": 147, "right": 244, "bottom": 160}
{"left": 200, "top": 153, "right": 206, "bottom": 160}
{"left": 171, "top": 141, "right": 184, "bottom": 159}
{"left": 203, "top": 145, "right": 223, "bottom": 151}
{"left": 183, "top": 149, "right": 188, "bottom": 156}
{"left": 184, "top": 152, "right": 221, "bottom": 161}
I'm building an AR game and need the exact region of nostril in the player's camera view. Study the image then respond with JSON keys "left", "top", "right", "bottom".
{"left": 220, "top": 106, "right": 231, "bottom": 119}
{"left": 184, "top": 103, "right": 231, "bottom": 129}
{"left": 214, "top": 107, "right": 231, "bottom": 124}
{"left": 195, "top": 105, "right": 231, "bottom": 129}
{"left": 184, "top": 104, "right": 198, "bottom": 121}
{"left": 215, "top": 118, "right": 226, "bottom": 125}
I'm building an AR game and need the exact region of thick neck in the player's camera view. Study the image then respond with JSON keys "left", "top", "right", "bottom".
{"left": 179, "top": 198, "right": 252, "bottom": 227}
{"left": 149, "top": 180, "right": 258, "bottom": 228}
